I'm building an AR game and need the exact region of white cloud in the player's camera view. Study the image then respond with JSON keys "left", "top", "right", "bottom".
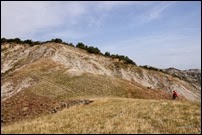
{"left": 148, "top": 2, "right": 174, "bottom": 20}
{"left": 139, "top": 2, "right": 176, "bottom": 23}
{"left": 95, "top": 1, "right": 141, "bottom": 11}
{"left": 1, "top": 1, "right": 87, "bottom": 39}
{"left": 1, "top": 1, "right": 150, "bottom": 39}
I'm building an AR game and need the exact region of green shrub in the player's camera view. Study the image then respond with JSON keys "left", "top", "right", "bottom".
{"left": 1, "top": 38, "right": 7, "bottom": 44}
{"left": 24, "top": 39, "right": 34, "bottom": 46}
{"left": 140, "top": 65, "right": 165, "bottom": 73}
{"left": 87, "top": 46, "right": 101, "bottom": 54}
{"left": 110, "top": 54, "right": 136, "bottom": 65}
{"left": 76, "top": 42, "right": 87, "bottom": 49}
{"left": 104, "top": 52, "right": 110, "bottom": 57}
{"left": 51, "top": 38, "right": 63, "bottom": 43}
{"left": 33, "top": 41, "right": 42, "bottom": 45}
{"left": 13, "top": 38, "right": 22, "bottom": 44}
{"left": 68, "top": 43, "right": 75, "bottom": 47}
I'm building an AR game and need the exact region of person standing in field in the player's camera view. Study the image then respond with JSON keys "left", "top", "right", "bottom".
{"left": 172, "top": 90, "right": 178, "bottom": 100}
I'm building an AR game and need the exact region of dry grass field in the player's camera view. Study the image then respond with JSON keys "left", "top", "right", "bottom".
{"left": 2, "top": 98, "right": 200, "bottom": 134}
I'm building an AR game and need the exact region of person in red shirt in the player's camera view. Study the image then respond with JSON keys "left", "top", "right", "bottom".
{"left": 172, "top": 90, "right": 178, "bottom": 100}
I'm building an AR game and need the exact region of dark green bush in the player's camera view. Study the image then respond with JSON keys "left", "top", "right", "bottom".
{"left": 68, "top": 43, "right": 75, "bottom": 47}
{"left": 87, "top": 46, "right": 101, "bottom": 54}
{"left": 140, "top": 65, "right": 165, "bottom": 73}
{"left": 51, "top": 38, "right": 63, "bottom": 43}
{"left": 76, "top": 42, "right": 87, "bottom": 49}
{"left": 24, "top": 39, "right": 34, "bottom": 46}
{"left": 110, "top": 54, "right": 136, "bottom": 65}
{"left": 105, "top": 52, "right": 110, "bottom": 57}
{"left": 1, "top": 38, "right": 7, "bottom": 44}
{"left": 13, "top": 38, "right": 22, "bottom": 44}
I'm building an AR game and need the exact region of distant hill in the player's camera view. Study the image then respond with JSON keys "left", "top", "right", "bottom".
{"left": 163, "top": 67, "right": 201, "bottom": 88}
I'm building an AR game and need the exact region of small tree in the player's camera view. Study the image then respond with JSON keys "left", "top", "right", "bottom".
{"left": 24, "top": 39, "right": 33, "bottom": 46}
{"left": 13, "top": 38, "right": 22, "bottom": 44}
{"left": 33, "top": 41, "right": 41, "bottom": 45}
{"left": 51, "top": 38, "right": 62, "bottom": 43}
{"left": 76, "top": 42, "right": 86, "bottom": 49}
{"left": 105, "top": 51, "right": 111, "bottom": 57}
{"left": 124, "top": 56, "right": 136, "bottom": 65}
{"left": 68, "top": 43, "right": 74, "bottom": 47}
{"left": 87, "top": 46, "right": 101, "bottom": 54}
{"left": 54, "top": 38, "right": 62, "bottom": 43}
{"left": 1, "top": 38, "right": 7, "bottom": 44}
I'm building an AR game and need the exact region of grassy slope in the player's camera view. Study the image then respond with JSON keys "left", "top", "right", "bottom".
{"left": 29, "top": 70, "right": 172, "bottom": 100}
{"left": 5, "top": 58, "right": 172, "bottom": 100}
{"left": 2, "top": 98, "right": 200, "bottom": 134}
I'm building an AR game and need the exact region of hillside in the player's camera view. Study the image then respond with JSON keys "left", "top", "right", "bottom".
{"left": 1, "top": 41, "right": 201, "bottom": 133}
{"left": 1, "top": 42, "right": 201, "bottom": 102}
{"left": 2, "top": 98, "right": 201, "bottom": 134}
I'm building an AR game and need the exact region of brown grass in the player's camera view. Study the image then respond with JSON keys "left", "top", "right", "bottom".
{"left": 1, "top": 98, "right": 200, "bottom": 134}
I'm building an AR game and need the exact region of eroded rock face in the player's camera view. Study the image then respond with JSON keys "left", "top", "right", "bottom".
{"left": 1, "top": 77, "right": 37, "bottom": 102}
{"left": 1, "top": 43, "right": 201, "bottom": 102}
{"left": 163, "top": 68, "right": 201, "bottom": 86}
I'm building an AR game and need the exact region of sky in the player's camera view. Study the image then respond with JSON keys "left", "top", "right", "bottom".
{"left": 1, "top": 1, "right": 201, "bottom": 70}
